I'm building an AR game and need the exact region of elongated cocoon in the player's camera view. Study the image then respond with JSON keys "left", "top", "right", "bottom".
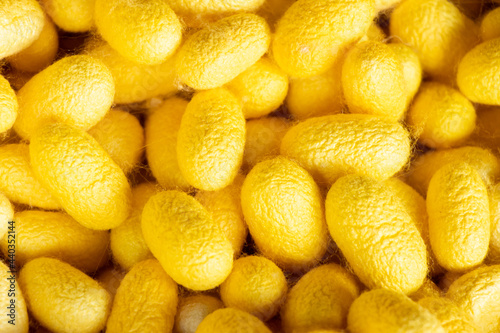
{"left": 29, "top": 124, "right": 132, "bottom": 230}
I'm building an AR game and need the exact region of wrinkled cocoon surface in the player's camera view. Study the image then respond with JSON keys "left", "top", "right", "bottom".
{"left": 8, "top": 15, "right": 58, "bottom": 73}
{"left": 281, "top": 114, "right": 411, "bottom": 185}
{"left": 418, "top": 297, "right": 480, "bottom": 332}
{"left": 480, "top": 7, "right": 500, "bottom": 41}
{"left": 407, "top": 82, "right": 476, "bottom": 148}
{"left": 166, "top": 0, "right": 265, "bottom": 27}
{"left": 141, "top": 191, "right": 233, "bottom": 291}
{"left": 146, "top": 97, "right": 190, "bottom": 191}
{"left": 86, "top": 40, "right": 179, "bottom": 104}
{"left": 427, "top": 162, "right": 490, "bottom": 272}
{"left": 326, "top": 175, "right": 428, "bottom": 294}
{"left": 0, "top": 144, "right": 60, "bottom": 210}
{"left": 457, "top": 38, "right": 500, "bottom": 105}
{"left": 42, "top": 0, "right": 95, "bottom": 32}
{"left": 0, "top": 75, "right": 18, "bottom": 135}
{"left": 390, "top": 0, "right": 478, "bottom": 83}
{"left": 14, "top": 55, "right": 114, "bottom": 140}
{"left": 220, "top": 256, "right": 287, "bottom": 321}
{"left": 342, "top": 40, "right": 407, "bottom": 121}
{"left": 272, "top": 0, "right": 374, "bottom": 77}
{"left": 281, "top": 263, "right": 361, "bottom": 333}
{"left": 447, "top": 265, "right": 500, "bottom": 332}
{"left": 0, "top": 0, "right": 45, "bottom": 59}
{"left": 387, "top": 43, "right": 422, "bottom": 107}
{"left": 241, "top": 157, "right": 328, "bottom": 271}
{"left": 225, "top": 57, "right": 289, "bottom": 119}
{"left": 106, "top": 259, "right": 178, "bottom": 333}
{"left": 348, "top": 289, "right": 445, "bottom": 333}
{"left": 176, "top": 13, "right": 271, "bottom": 90}
{"left": 177, "top": 88, "right": 245, "bottom": 191}
{"left": 407, "top": 146, "right": 500, "bottom": 195}
{"left": 94, "top": 0, "right": 182, "bottom": 65}
{"left": 29, "top": 124, "right": 132, "bottom": 230}
{"left": 0, "top": 210, "right": 109, "bottom": 272}
{"left": 196, "top": 308, "right": 271, "bottom": 333}
{"left": 18, "top": 258, "right": 111, "bottom": 333}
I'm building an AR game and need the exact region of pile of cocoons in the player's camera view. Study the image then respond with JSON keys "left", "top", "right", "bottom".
{"left": 4, "top": 0, "right": 500, "bottom": 332}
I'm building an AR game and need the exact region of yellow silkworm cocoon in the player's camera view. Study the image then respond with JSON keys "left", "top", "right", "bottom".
{"left": 281, "top": 263, "right": 361, "bottom": 333}
{"left": 141, "top": 191, "right": 233, "bottom": 290}
{"left": 281, "top": 114, "right": 411, "bottom": 185}
{"left": 0, "top": 0, "right": 45, "bottom": 59}
{"left": 177, "top": 88, "right": 245, "bottom": 191}
{"left": 18, "top": 258, "right": 111, "bottom": 333}
{"left": 14, "top": 55, "right": 115, "bottom": 140}
{"left": 0, "top": 144, "right": 60, "bottom": 210}
{"left": 241, "top": 157, "right": 328, "bottom": 271}
{"left": 94, "top": 0, "right": 182, "bottom": 65}
{"left": 8, "top": 15, "right": 58, "bottom": 73}
{"left": 106, "top": 259, "right": 178, "bottom": 333}
{"left": 29, "top": 124, "right": 132, "bottom": 230}
{"left": 0, "top": 210, "right": 110, "bottom": 272}
{"left": 226, "top": 57, "right": 289, "bottom": 119}
{"left": 176, "top": 13, "right": 271, "bottom": 90}
{"left": 272, "top": 0, "right": 374, "bottom": 77}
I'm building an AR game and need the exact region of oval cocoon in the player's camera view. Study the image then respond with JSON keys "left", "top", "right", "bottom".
{"left": 241, "top": 157, "right": 328, "bottom": 271}
{"left": 0, "top": 0, "right": 45, "bottom": 59}
{"left": 197, "top": 308, "right": 271, "bottom": 333}
{"left": 225, "top": 57, "right": 289, "bottom": 119}
{"left": 407, "top": 82, "right": 476, "bottom": 149}
{"left": 29, "top": 124, "right": 132, "bottom": 230}
{"left": 480, "top": 7, "right": 500, "bottom": 41}
{"left": 166, "top": 0, "right": 265, "bottom": 27}
{"left": 418, "top": 297, "right": 480, "bottom": 332}
{"left": 390, "top": 0, "right": 479, "bottom": 82}
{"left": 457, "top": 38, "right": 500, "bottom": 105}
{"left": 447, "top": 265, "right": 500, "bottom": 332}
{"left": 18, "top": 257, "right": 111, "bottom": 333}
{"left": 0, "top": 261, "right": 29, "bottom": 333}
{"left": 342, "top": 40, "right": 407, "bottom": 120}
{"left": 14, "top": 55, "right": 114, "bottom": 140}
{"left": 348, "top": 289, "right": 445, "bottom": 333}
{"left": 145, "top": 97, "right": 190, "bottom": 191}
{"left": 42, "top": 0, "right": 95, "bottom": 32}
{"left": 326, "top": 174, "right": 428, "bottom": 294}
{"left": 272, "top": 0, "right": 374, "bottom": 77}
{"left": 86, "top": 40, "right": 179, "bottom": 104}
{"left": 0, "top": 75, "right": 18, "bottom": 135}
{"left": 176, "top": 13, "right": 271, "bottom": 90}
{"left": 8, "top": 15, "right": 59, "bottom": 73}
{"left": 0, "top": 210, "right": 110, "bottom": 272}
{"left": 88, "top": 109, "right": 144, "bottom": 175}
{"left": 407, "top": 146, "right": 500, "bottom": 195}
{"left": 281, "top": 114, "right": 411, "bottom": 185}
{"left": 177, "top": 88, "right": 245, "bottom": 191}
{"left": 141, "top": 190, "right": 233, "bottom": 290}
{"left": 427, "top": 162, "right": 490, "bottom": 271}
{"left": 0, "top": 144, "right": 60, "bottom": 210}
{"left": 94, "top": 0, "right": 182, "bottom": 65}
{"left": 220, "top": 256, "right": 287, "bottom": 321}
{"left": 281, "top": 263, "right": 361, "bottom": 333}
{"left": 106, "top": 259, "right": 178, "bottom": 333}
